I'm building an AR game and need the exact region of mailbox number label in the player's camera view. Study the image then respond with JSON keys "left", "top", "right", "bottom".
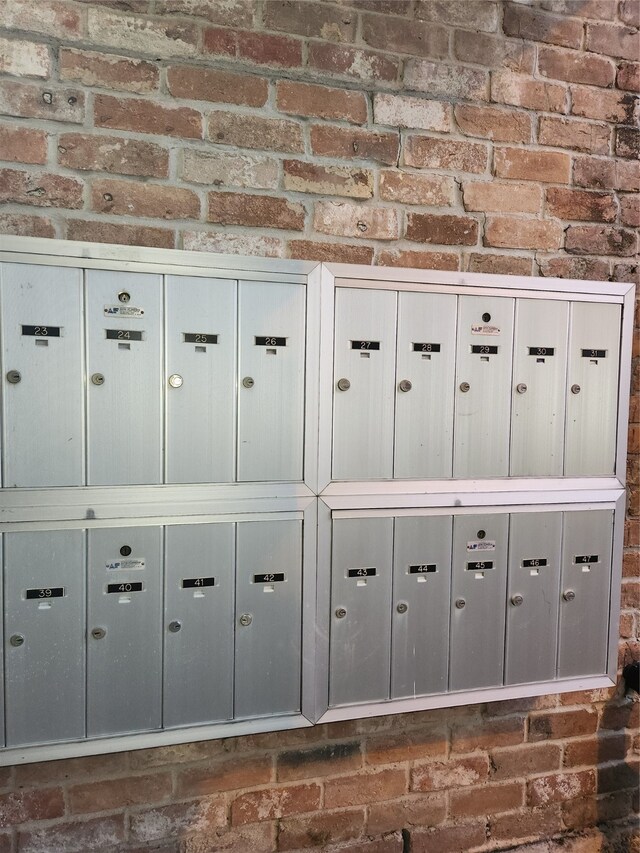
{"left": 348, "top": 567, "right": 377, "bottom": 577}
{"left": 528, "top": 347, "right": 555, "bottom": 356}
{"left": 106, "top": 329, "right": 144, "bottom": 341}
{"left": 581, "top": 349, "right": 606, "bottom": 358}
{"left": 351, "top": 340, "right": 380, "bottom": 350}
{"left": 107, "top": 582, "right": 143, "bottom": 593}
{"left": 522, "top": 558, "right": 548, "bottom": 568}
{"left": 254, "top": 573, "right": 285, "bottom": 583}
{"left": 471, "top": 345, "right": 499, "bottom": 355}
{"left": 413, "top": 343, "right": 441, "bottom": 353}
{"left": 574, "top": 555, "right": 599, "bottom": 564}
{"left": 183, "top": 577, "right": 215, "bottom": 588}
{"left": 467, "top": 561, "right": 494, "bottom": 571}
{"left": 22, "top": 325, "right": 61, "bottom": 337}
{"left": 255, "top": 336, "right": 286, "bottom": 347}
{"left": 409, "top": 564, "right": 437, "bottom": 574}
{"left": 26, "top": 587, "right": 64, "bottom": 599}
{"left": 184, "top": 333, "right": 218, "bottom": 344}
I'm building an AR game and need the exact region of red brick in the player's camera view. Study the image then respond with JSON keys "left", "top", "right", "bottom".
{"left": 59, "top": 133, "right": 168, "bottom": 178}
{"left": 616, "top": 126, "right": 640, "bottom": 159}
{"left": 491, "top": 742, "right": 562, "bottom": 779}
{"left": 451, "top": 781, "right": 523, "bottom": 817}
{"left": 529, "top": 708, "right": 598, "bottom": 741}
{"left": 367, "top": 794, "right": 446, "bottom": 835}
{"left": 167, "top": 66, "right": 267, "bottom": 108}
{"left": 237, "top": 32, "right": 302, "bottom": 68}
{"left": 379, "top": 171, "right": 454, "bottom": 206}
{"left": 620, "top": 611, "right": 635, "bottom": 638}
{"left": 546, "top": 187, "right": 617, "bottom": 222}
{"left": 183, "top": 821, "right": 274, "bottom": 853}
{"left": 18, "top": 816, "right": 125, "bottom": 853}
{"left": 405, "top": 60, "right": 489, "bottom": 100}
{"left": 378, "top": 249, "right": 459, "bottom": 270}
{"left": 94, "top": 94, "right": 201, "bottom": 139}
{"left": 541, "top": 0, "right": 616, "bottom": 19}
{"left": 468, "top": 254, "right": 532, "bottom": 276}
{"left": 92, "top": 178, "right": 199, "bottom": 220}
{"left": 59, "top": 48, "right": 158, "bottom": 93}
{"left": 366, "top": 727, "right": 447, "bottom": 765}
{"left": 566, "top": 225, "right": 637, "bottom": 256}
{"left": 598, "top": 759, "right": 640, "bottom": 793}
{"left": 406, "top": 213, "right": 478, "bottom": 246}
{"left": 491, "top": 70, "right": 566, "bottom": 113}
{"left": 263, "top": 0, "right": 356, "bottom": 41}
{"left": 86, "top": 6, "right": 198, "bottom": 59}
{"left": 183, "top": 150, "right": 278, "bottom": 191}
{"left": 620, "top": 0, "right": 640, "bottom": 26}
{"left": 416, "top": 0, "right": 498, "bottom": 31}
{"left": 538, "top": 46, "right": 616, "bottom": 87}
{"left": 586, "top": 22, "right": 640, "bottom": 60}
{"left": 66, "top": 219, "right": 174, "bottom": 248}
{"left": 209, "top": 192, "right": 304, "bottom": 231}
{"left": 570, "top": 85, "right": 639, "bottom": 123}
{"left": 69, "top": 772, "right": 172, "bottom": 814}
{"left": 232, "top": 783, "right": 321, "bottom": 825}
{"left": 618, "top": 61, "right": 640, "bottom": 92}
{"left": 130, "top": 795, "right": 226, "bottom": 842}
{"left": 564, "top": 734, "right": 629, "bottom": 767}
{"left": 539, "top": 257, "right": 609, "bottom": 280}
{"left": 277, "top": 741, "right": 362, "bottom": 782}
{"left": 362, "top": 14, "right": 448, "bottom": 58}
{"left": 404, "top": 137, "right": 488, "bottom": 173}
{"left": 529, "top": 770, "right": 596, "bottom": 807}
{"left": 209, "top": 112, "right": 303, "bottom": 154}
{"left": 310, "top": 125, "right": 399, "bottom": 165}
{"left": 374, "top": 93, "right": 450, "bottom": 132}
{"left": 130, "top": 740, "right": 232, "bottom": 770}
{"left": 178, "top": 756, "right": 272, "bottom": 798}
{"left": 485, "top": 217, "right": 563, "bottom": 251}
{"left": 453, "top": 31, "right": 534, "bottom": 73}
{"left": 0, "top": 36, "right": 51, "bottom": 79}
{"left": 410, "top": 820, "right": 487, "bottom": 853}
{"left": 314, "top": 201, "right": 398, "bottom": 240}
{"left": 573, "top": 155, "right": 617, "bottom": 190}
{"left": 0, "top": 213, "right": 55, "bottom": 238}
{"left": 184, "top": 230, "right": 284, "bottom": 258}
{"left": 202, "top": 27, "right": 237, "bottom": 57}
{"left": 0, "top": 80, "right": 84, "bottom": 123}
{"left": 623, "top": 551, "right": 640, "bottom": 577}
{"left": 278, "top": 808, "right": 365, "bottom": 850}
{"left": 494, "top": 147, "right": 570, "bottom": 183}
{"left": 284, "top": 160, "right": 373, "bottom": 199}
{"left": 0, "top": 0, "right": 83, "bottom": 39}
{"left": 411, "top": 755, "right": 489, "bottom": 792}
{"left": 464, "top": 181, "right": 541, "bottom": 214}
{"left": 0, "top": 787, "right": 64, "bottom": 827}
{"left": 155, "top": 0, "right": 253, "bottom": 26}
{"left": 325, "top": 768, "right": 406, "bottom": 808}
{"left": 0, "top": 123, "right": 47, "bottom": 164}
{"left": 277, "top": 81, "right": 367, "bottom": 124}
{"left": 308, "top": 43, "right": 399, "bottom": 84}
{"left": 621, "top": 580, "right": 640, "bottom": 609}
{"left": 539, "top": 116, "right": 610, "bottom": 154}
{"left": 455, "top": 104, "right": 531, "bottom": 143}
{"left": 288, "top": 240, "right": 374, "bottom": 265}
{"left": 490, "top": 806, "right": 563, "bottom": 843}
{"left": 503, "top": 2, "right": 583, "bottom": 48}
{"left": 15, "top": 751, "right": 129, "bottom": 785}
{"left": 0, "top": 168, "right": 83, "bottom": 208}
{"left": 621, "top": 195, "right": 640, "bottom": 229}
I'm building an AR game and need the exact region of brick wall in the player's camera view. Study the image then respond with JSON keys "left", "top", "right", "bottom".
{"left": 0, "top": 1, "right": 638, "bottom": 851}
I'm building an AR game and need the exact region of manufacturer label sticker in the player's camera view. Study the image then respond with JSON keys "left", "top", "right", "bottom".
{"left": 467, "top": 540, "right": 496, "bottom": 552}
{"left": 105, "top": 559, "right": 146, "bottom": 571}
{"left": 471, "top": 324, "right": 500, "bottom": 336}
{"left": 104, "top": 305, "right": 144, "bottom": 318}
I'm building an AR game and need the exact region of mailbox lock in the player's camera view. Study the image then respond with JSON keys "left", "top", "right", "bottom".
{"left": 398, "top": 380, "right": 412, "bottom": 393}
{"left": 396, "top": 602, "right": 408, "bottom": 614}
{"left": 459, "top": 382, "right": 470, "bottom": 393}
{"left": 120, "top": 545, "right": 132, "bottom": 557}
{"left": 118, "top": 291, "right": 131, "bottom": 304}
{"left": 168, "top": 374, "right": 184, "bottom": 389}
{"left": 455, "top": 598, "right": 466, "bottom": 609}
{"left": 239, "top": 613, "right": 253, "bottom": 626}
{"left": 168, "top": 620, "right": 182, "bottom": 633}
{"left": 337, "top": 378, "right": 351, "bottom": 392}
{"left": 571, "top": 384, "right": 581, "bottom": 395}
{"left": 335, "top": 607, "right": 347, "bottom": 619}
{"left": 511, "top": 594, "right": 524, "bottom": 607}
{"left": 242, "top": 377, "right": 255, "bottom": 389}
{"left": 516, "top": 383, "right": 527, "bottom": 394}
{"left": 91, "top": 627, "right": 107, "bottom": 640}
{"left": 91, "top": 373, "right": 105, "bottom": 386}
{"left": 482, "top": 312, "right": 491, "bottom": 323}
{"left": 6, "top": 370, "right": 21, "bottom": 384}
{"left": 563, "top": 589, "right": 576, "bottom": 602}
{"left": 9, "top": 634, "right": 25, "bottom": 647}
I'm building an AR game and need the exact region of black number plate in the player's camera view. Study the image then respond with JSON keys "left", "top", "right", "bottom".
{"left": 255, "top": 336, "right": 286, "bottom": 347}
{"left": 184, "top": 333, "right": 218, "bottom": 344}
{"left": 106, "top": 329, "right": 144, "bottom": 341}
{"left": 471, "top": 345, "right": 498, "bottom": 355}
{"left": 467, "top": 561, "right": 494, "bottom": 570}
{"left": 107, "top": 582, "right": 143, "bottom": 593}
{"left": 348, "top": 567, "right": 377, "bottom": 578}
{"left": 528, "top": 347, "right": 555, "bottom": 356}
{"left": 413, "top": 343, "right": 441, "bottom": 353}
{"left": 26, "top": 587, "right": 64, "bottom": 599}
{"left": 351, "top": 340, "right": 380, "bottom": 350}
{"left": 522, "top": 558, "right": 548, "bottom": 568}
{"left": 183, "top": 577, "right": 215, "bottom": 588}
{"left": 409, "top": 564, "right": 437, "bottom": 574}
{"left": 581, "top": 349, "right": 606, "bottom": 358}
{"left": 574, "top": 555, "right": 599, "bottom": 564}
{"left": 22, "top": 325, "right": 61, "bottom": 337}
{"left": 254, "top": 573, "right": 285, "bottom": 583}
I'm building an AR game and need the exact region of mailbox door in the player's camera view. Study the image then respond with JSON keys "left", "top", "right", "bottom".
{"left": 165, "top": 276, "right": 236, "bottom": 484}
{"left": 392, "top": 515, "right": 452, "bottom": 698}
{"left": 86, "top": 270, "right": 162, "bottom": 485}
{"left": 558, "top": 510, "right": 613, "bottom": 678}
{"left": 237, "top": 282, "right": 306, "bottom": 482}
{"left": 164, "top": 523, "right": 234, "bottom": 727}
{"left": 454, "top": 296, "right": 514, "bottom": 478}
{"left": 332, "top": 288, "right": 397, "bottom": 481}
{"left": 235, "top": 519, "right": 302, "bottom": 718}
{"left": 450, "top": 513, "right": 508, "bottom": 690}
{"left": 1, "top": 263, "right": 84, "bottom": 487}
{"left": 565, "top": 302, "right": 621, "bottom": 475}
{"left": 4, "top": 530, "right": 85, "bottom": 746}
{"left": 505, "top": 512, "right": 562, "bottom": 685}
{"left": 87, "top": 526, "right": 162, "bottom": 736}
{"left": 329, "top": 517, "right": 393, "bottom": 706}
{"left": 510, "top": 299, "right": 569, "bottom": 476}
{"left": 395, "top": 293, "right": 457, "bottom": 479}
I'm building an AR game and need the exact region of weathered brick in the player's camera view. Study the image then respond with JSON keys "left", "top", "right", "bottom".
{"left": 59, "top": 133, "right": 168, "bottom": 178}
{"left": 0, "top": 213, "right": 55, "bottom": 238}
{"left": 66, "top": 219, "right": 174, "bottom": 249}
{"left": 565, "top": 225, "right": 637, "bottom": 256}
{"left": 539, "top": 256, "right": 609, "bottom": 280}
{"left": 503, "top": 2, "right": 584, "bottom": 48}
{"left": 411, "top": 755, "right": 489, "bottom": 792}
{"left": 0, "top": 788, "right": 64, "bottom": 827}
{"left": 619, "top": 0, "right": 640, "bottom": 26}
{"left": 0, "top": 123, "right": 47, "bottom": 164}
{"left": 154, "top": 0, "right": 253, "bottom": 26}
{"left": 377, "top": 249, "right": 459, "bottom": 270}
{"left": 69, "top": 772, "right": 172, "bottom": 814}
{"left": 367, "top": 794, "right": 446, "bottom": 835}
{"left": 538, "top": 46, "right": 616, "bottom": 87}
{"left": 616, "top": 126, "right": 640, "bottom": 159}
{"left": 598, "top": 760, "right": 640, "bottom": 793}
{"left": 623, "top": 551, "right": 640, "bottom": 577}
{"left": 288, "top": 240, "right": 374, "bottom": 265}
{"left": 278, "top": 741, "right": 362, "bottom": 782}
{"left": 176, "top": 755, "right": 272, "bottom": 797}
{"left": 130, "top": 741, "right": 230, "bottom": 770}
{"left": 278, "top": 808, "right": 365, "bottom": 850}
{"left": 0, "top": 81, "right": 84, "bottom": 124}
{"left": 374, "top": 94, "right": 450, "bottom": 132}
{"left": 310, "top": 125, "right": 399, "bottom": 165}
{"left": 485, "top": 217, "right": 564, "bottom": 250}
{"left": 563, "top": 734, "right": 629, "bottom": 767}
{"left": 452, "top": 716, "right": 526, "bottom": 752}
{"left": 209, "top": 112, "right": 303, "bottom": 154}
{"left": 455, "top": 104, "right": 531, "bottom": 143}
{"left": 183, "top": 821, "right": 275, "bottom": 853}
{"left": 314, "top": 201, "right": 399, "bottom": 240}
{"left": 527, "top": 770, "right": 596, "bottom": 805}
{"left": 167, "top": 66, "right": 267, "bottom": 108}
{"left": 277, "top": 81, "right": 367, "bottom": 124}
{"left": 202, "top": 26, "right": 237, "bottom": 57}
{"left": 209, "top": 192, "right": 305, "bottom": 231}
{"left": 617, "top": 61, "right": 640, "bottom": 92}
{"left": 490, "top": 806, "right": 563, "bottom": 843}
{"left": 491, "top": 70, "right": 566, "bottom": 113}
{"left": 237, "top": 32, "right": 302, "bottom": 68}
{"left": 87, "top": 6, "right": 198, "bottom": 58}
{"left": 325, "top": 768, "right": 406, "bottom": 808}
{"left": 0, "top": 37, "right": 51, "bottom": 79}
{"left": 405, "top": 60, "right": 489, "bottom": 101}
{"left": 586, "top": 22, "right": 640, "bottom": 60}
{"left": 232, "top": 783, "right": 321, "bottom": 825}
{"left": 366, "top": 727, "right": 447, "bottom": 765}
{"left": 404, "top": 137, "right": 488, "bottom": 173}
{"left": 617, "top": 160, "right": 640, "bottom": 194}
{"left": 183, "top": 230, "right": 284, "bottom": 258}
{"left": 95, "top": 94, "right": 201, "bottom": 139}
{"left": 491, "top": 742, "right": 562, "bottom": 779}
{"left": 308, "top": 43, "right": 399, "bottom": 84}
{"left": 621, "top": 195, "right": 640, "bottom": 229}
{"left": 451, "top": 781, "right": 523, "bottom": 816}
{"left": 468, "top": 254, "right": 532, "bottom": 276}
{"left": 0, "top": 168, "right": 83, "bottom": 208}
{"left": 263, "top": 0, "right": 356, "bottom": 41}
{"left": 453, "top": 31, "right": 534, "bottom": 73}
{"left": 379, "top": 171, "right": 454, "bottom": 206}
{"left": 362, "top": 14, "right": 448, "bottom": 58}
{"left": 416, "top": 0, "right": 498, "bottom": 31}
{"left": 92, "top": 178, "right": 200, "bottom": 220}
{"left": 621, "top": 580, "right": 640, "bottom": 608}
{"left": 183, "top": 150, "right": 278, "bottom": 190}
{"left": 539, "top": 0, "right": 616, "bottom": 18}
{"left": 59, "top": 48, "right": 159, "bottom": 93}
{"left": 406, "top": 213, "right": 478, "bottom": 246}
{"left": 17, "top": 816, "right": 125, "bottom": 853}
{"left": 570, "top": 85, "right": 639, "bottom": 123}
{"left": 410, "top": 820, "right": 487, "bottom": 853}
{"left": 529, "top": 708, "right": 599, "bottom": 740}
{"left": 539, "top": 116, "right": 610, "bottom": 154}
{"left": 130, "top": 796, "right": 227, "bottom": 842}
{"left": 284, "top": 161, "right": 373, "bottom": 199}
{"left": 485, "top": 695, "right": 558, "bottom": 716}
{"left": 0, "top": 0, "right": 83, "bottom": 38}
{"left": 464, "top": 181, "right": 541, "bottom": 214}
{"left": 546, "top": 187, "right": 617, "bottom": 222}
{"left": 573, "top": 155, "right": 617, "bottom": 189}
{"left": 494, "top": 147, "right": 570, "bottom": 183}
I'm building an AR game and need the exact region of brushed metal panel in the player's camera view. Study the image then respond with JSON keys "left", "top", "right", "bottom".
{"left": 329, "top": 517, "right": 393, "bottom": 706}
{"left": 4, "top": 530, "right": 85, "bottom": 746}
{"left": 392, "top": 515, "right": 452, "bottom": 698}
{"left": 510, "top": 299, "right": 569, "bottom": 476}
{"left": 395, "top": 293, "right": 457, "bottom": 479}
{"left": 235, "top": 520, "right": 302, "bottom": 718}
{"left": 332, "top": 288, "right": 397, "bottom": 480}
{"left": 165, "top": 277, "right": 236, "bottom": 484}
{"left": 558, "top": 509, "right": 613, "bottom": 678}
{"left": 1, "top": 263, "right": 83, "bottom": 486}
{"left": 565, "top": 302, "right": 621, "bottom": 476}
{"left": 86, "top": 270, "right": 162, "bottom": 485}
{"left": 450, "top": 513, "right": 508, "bottom": 691}
{"left": 454, "top": 296, "right": 514, "bottom": 478}
{"left": 87, "top": 526, "right": 162, "bottom": 736}
{"left": 505, "top": 512, "right": 562, "bottom": 685}
{"left": 164, "top": 523, "right": 234, "bottom": 727}
{"left": 237, "top": 282, "right": 306, "bottom": 482}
